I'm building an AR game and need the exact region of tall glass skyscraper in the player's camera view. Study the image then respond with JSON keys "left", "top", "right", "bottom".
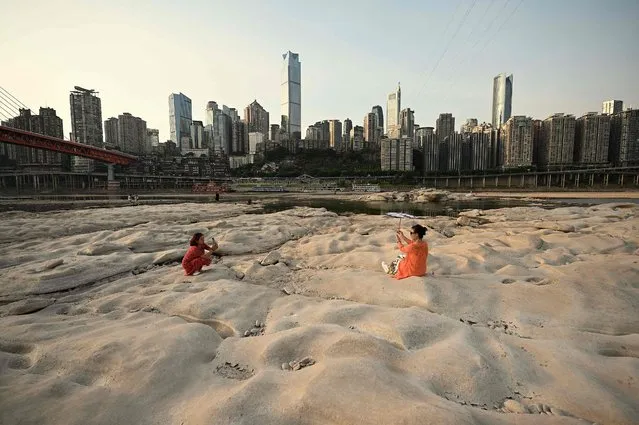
{"left": 372, "top": 105, "right": 384, "bottom": 134}
{"left": 386, "top": 83, "right": 401, "bottom": 136}
{"left": 492, "top": 74, "right": 513, "bottom": 128}
{"left": 169, "top": 92, "right": 192, "bottom": 150}
{"left": 281, "top": 51, "right": 301, "bottom": 140}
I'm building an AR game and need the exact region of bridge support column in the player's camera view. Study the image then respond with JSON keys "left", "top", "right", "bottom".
{"left": 619, "top": 174, "right": 624, "bottom": 186}
{"left": 604, "top": 174, "right": 609, "bottom": 186}
{"left": 590, "top": 174, "right": 594, "bottom": 187}
{"left": 575, "top": 173, "right": 580, "bottom": 188}
{"left": 534, "top": 175, "right": 538, "bottom": 188}
{"left": 107, "top": 164, "right": 115, "bottom": 181}
{"left": 507, "top": 175, "right": 511, "bottom": 188}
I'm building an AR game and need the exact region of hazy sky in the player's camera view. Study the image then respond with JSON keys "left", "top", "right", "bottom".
{"left": 1, "top": 0, "right": 638, "bottom": 141}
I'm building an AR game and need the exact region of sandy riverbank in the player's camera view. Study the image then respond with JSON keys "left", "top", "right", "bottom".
{"left": 1, "top": 202, "right": 638, "bottom": 424}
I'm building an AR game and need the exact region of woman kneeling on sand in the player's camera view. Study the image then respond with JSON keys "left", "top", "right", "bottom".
{"left": 182, "top": 232, "right": 218, "bottom": 276}
{"left": 382, "top": 224, "right": 428, "bottom": 279}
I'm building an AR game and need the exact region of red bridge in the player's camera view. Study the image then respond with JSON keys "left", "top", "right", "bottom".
{"left": 0, "top": 125, "right": 137, "bottom": 165}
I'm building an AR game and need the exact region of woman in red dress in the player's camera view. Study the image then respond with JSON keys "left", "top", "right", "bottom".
{"left": 182, "top": 232, "right": 218, "bottom": 276}
{"left": 382, "top": 224, "right": 428, "bottom": 279}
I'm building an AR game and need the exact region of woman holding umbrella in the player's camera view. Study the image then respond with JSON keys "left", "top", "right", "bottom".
{"left": 382, "top": 224, "right": 429, "bottom": 279}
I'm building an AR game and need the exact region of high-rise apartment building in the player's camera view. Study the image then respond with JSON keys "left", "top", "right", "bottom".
{"left": 270, "top": 124, "right": 281, "bottom": 142}
{"left": 574, "top": 113, "right": 610, "bottom": 165}
{"left": 363, "top": 113, "right": 378, "bottom": 144}
{"left": 436, "top": 113, "right": 455, "bottom": 143}
{"left": 381, "top": 138, "right": 412, "bottom": 171}
{"left": 104, "top": 117, "right": 118, "bottom": 147}
{"left": 386, "top": 83, "right": 401, "bottom": 137}
{"left": 468, "top": 128, "right": 494, "bottom": 171}
{"left": 602, "top": 100, "right": 623, "bottom": 115}
{"left": 70, "top": 87, "right": 103, "bottom": 172}
{"left": 329, "top": 120, "right": 342, "bottom": 150}
{"left": 104, "top": 113, "right": 147, "bottom": 154}
{"left": 492, "top": 74, "right": 513, "bottom": 128}
{"left": 190, "top": 120, "right": 205, "bottom": 150}
{"left": 422, "top": 133, "right": 439, "bottom": 174}
{"left": 400, "top": 108, "right": 414, "bottom": 138}
{"left": 231, "top": 120, "right": 248, "bottom": 154}
{"left": 414, "top": 127, "right": 434, "bottom": 150}
{"left": 609, "top": 109, "right": 639, "bottom": 166}
{"left": 502, "top": 116, "right": 534, "bottom": 168}
{"left": 372, "top": 105, "right": 384, "bottom": 135}
{"left": 0, "top": 107, "right": 64, "bottom": 167}
{"left": 147, "top": 129, "right": 160, "bottom": 149}
{"left": 343, "top": 118, "right": 353, "bottom": 142}
{"left": 118, "top": 113, "right": 147, "bottom": 154}
{"left": 169, "top": 93, "right": 192, "bottom": 150}
{"left": 70, "top": 87, "right": 103, "bottom": 147}
{"left": 350, "top": 126, "right": 364, "bottom": 151}
{"left": 205, "top": 101, "right": 218, "bottom": 127}
{"left": 461, "top": 118, "right": 478, "bottom": 134}
{"left": 244, "top": 100, "right": 269, "bottom": 138}
{"left": 539, "top": 113, "right": 576, "bottom": 166}
{"left": 281, "top": 51, "right": 301, "bottom": 139}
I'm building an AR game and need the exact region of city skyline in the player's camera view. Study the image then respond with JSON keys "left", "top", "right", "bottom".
{"left": 1, "top": 0, "right": 638, "bottom": 142}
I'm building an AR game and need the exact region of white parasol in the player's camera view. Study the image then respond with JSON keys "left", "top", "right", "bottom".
{"left": 386, "top": 212, "right": 417, "bottom": 230}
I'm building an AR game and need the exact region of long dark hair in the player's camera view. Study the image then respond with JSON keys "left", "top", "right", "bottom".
{"left": 189, "top": 232, "right": 203, "bottom": 246}
{"left": 411, "top": 224, "right": 427, "bottom": 239}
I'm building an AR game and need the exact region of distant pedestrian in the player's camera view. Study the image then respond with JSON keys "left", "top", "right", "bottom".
{"left": 215, "top": 192, "right": 220, "bottom": 201}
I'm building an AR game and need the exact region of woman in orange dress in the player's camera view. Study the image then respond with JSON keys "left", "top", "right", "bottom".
{"left": 382, "top": 224, "right": 428, "bottom": 279}
{"left": 182, "top": 232, "right": 218, "bottom": 276}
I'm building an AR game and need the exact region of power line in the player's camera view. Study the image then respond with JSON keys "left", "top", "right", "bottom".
{"left": 412, "top": 0, "right": 464, "bottom": 99}
{"left": 431, "top": 0, "right": 498, "bottom": 87}
{"left": 416, "top": 0, "right": 479, "bottom": 100}
{"left": 438, "top": 0, "right": 524, "bottom": 108}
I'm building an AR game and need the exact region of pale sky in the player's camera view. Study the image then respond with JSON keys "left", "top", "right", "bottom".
{"left": 1, "top": 0, "right": 638, "bottom": 141}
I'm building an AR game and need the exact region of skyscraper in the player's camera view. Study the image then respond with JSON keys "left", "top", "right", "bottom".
{"left": 70, "top": 86, "right": 103, "bottom": 172}
{"left": 539, "top": 113, "right": 576, "bottom": 166}
{"left": 328, "top": 120, "right": 342, "bottom": 150}
{"left": 205, "top": 101, "right": 219, "bottom": 127}
{"left": 244, "top": 100, "right": 269, "bottom": 138}
{"left": 363, "top": 113, "right": 377, "bottom": 144}
{"left": 575, "top": 113, "right": 610, "bottom": 165}
{"left": 70, "top": 86, "right": 103, "bottom": 147}
{"left": 372, "top": 105, "right": 384, "bottom": 135}
{"left": 609, "top": 109, "right": 639, "bottom": 167}
{"left": 343, "top": 118, "right": 353, "bottom": 142}
{"left": 169, "top": 92, "right": 192, "bottom": 150}
{"left": 147, "top": 129, "right": 160, "bottom": 149}
{"left": 436, "top": 113, "right": 455, "bottom": 143}
{"left": 0, "top": 107, "right": 64, "bottom": 166}
{"left": 602, "top": 100, "right": 623, "bottom": 115}
{"left": 400, "top": 108, "right": 414, "bottom": 138}
{"left": 461, "top": 118, "right": 478, "bottom": 134}
{"left": 281, "top": 51, "right": 301, "bottom": 139}
{"left": 386, "top": 83, "right": 401, "bottom": 137}
{"left": 492, "top": 74, "right": 513, "bottom": 128}
{"left": 502, "top": 116, "right": 534, "bottom": 168}
{"left": 104, "top": 117, "right": 119, "bottom": 147}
